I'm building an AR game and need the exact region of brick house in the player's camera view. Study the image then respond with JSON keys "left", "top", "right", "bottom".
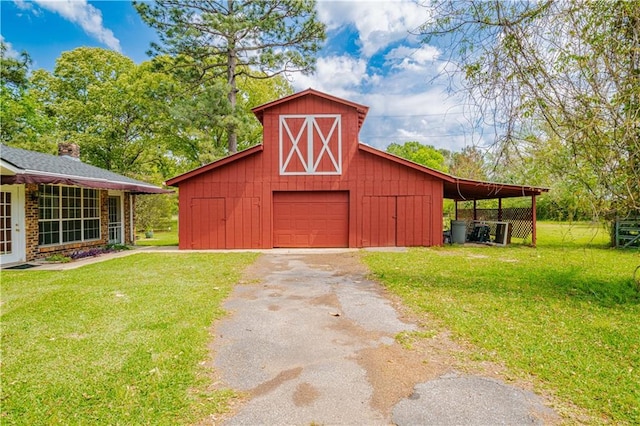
{"left": 0, "top": 143, "right": 167, "bottom": 265}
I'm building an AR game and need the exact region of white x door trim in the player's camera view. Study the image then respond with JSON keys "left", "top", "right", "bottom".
{"left": 279, "top": 114, "right": 342, "bottom": 175}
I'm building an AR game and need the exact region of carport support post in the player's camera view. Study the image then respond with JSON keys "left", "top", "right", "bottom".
{"left": 473, "top": 200, "right": 477, "bottom": 221}
{"left": 498, "top": 198, "right": 503, "bottom": 221}
{"left": 455, "top": 200, "right": 459, "bottom": 220}
{"left": 532, "top": 195, "right": 537, "bottom": 247}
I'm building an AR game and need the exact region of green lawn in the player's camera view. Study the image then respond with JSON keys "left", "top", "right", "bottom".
{"left": 135, "top": 219, "right": 179, "bottom": 246}
{"left": 536, "top": 220, "right": 612, "bottom": 248}
{"left": 2, "top": 222, "right": 638, "bottom": 424}
{"left": 1, "top": 252, "right": 258, "bottom": 425}
{"left": 363, "top": 222, "right": 640, "bottom": 424}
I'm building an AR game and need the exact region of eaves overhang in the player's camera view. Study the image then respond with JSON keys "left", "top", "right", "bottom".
{"left": 0, "top": 164, "right": 169, "bottom": 194}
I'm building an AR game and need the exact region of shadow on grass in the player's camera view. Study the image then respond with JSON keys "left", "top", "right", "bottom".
{"left": 366, "top": 249, "right": 640, "bottom": 309}
{"left": 533, "top": 268, "right": 640, "bottom": 307}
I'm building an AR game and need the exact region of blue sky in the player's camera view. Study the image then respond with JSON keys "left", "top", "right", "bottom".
{"left": 1, "top": 0, "right": 482, "bottom": 152}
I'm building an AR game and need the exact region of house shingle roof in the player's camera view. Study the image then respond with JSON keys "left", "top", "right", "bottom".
{"left": 0, "top": 144, "right": 168, "bottom": 194}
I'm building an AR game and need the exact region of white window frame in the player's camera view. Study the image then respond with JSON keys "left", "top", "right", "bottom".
{"left": 38, "top": 184, "right": 101, "bottom": 246}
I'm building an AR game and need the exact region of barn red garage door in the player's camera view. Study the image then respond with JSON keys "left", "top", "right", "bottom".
{"left": 273, "top": 191, "right": 349, "bottom": 248}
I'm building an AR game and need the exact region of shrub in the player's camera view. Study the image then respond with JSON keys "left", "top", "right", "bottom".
{"left": 44, "top": 254, "right": 71, "bottom": 263}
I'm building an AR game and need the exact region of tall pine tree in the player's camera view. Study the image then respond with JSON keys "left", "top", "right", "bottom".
{"left": 135, "top": 0, "right": 326, "bottom": 153}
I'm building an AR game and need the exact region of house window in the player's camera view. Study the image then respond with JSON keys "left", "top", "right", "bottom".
{"left": 38, "top": 185, "right": 101, "bottom": 245}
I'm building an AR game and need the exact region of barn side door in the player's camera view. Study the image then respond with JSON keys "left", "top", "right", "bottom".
{"left": 190, "top": 198, "right": 226, "bottom": 249}
{"left": 362, "top": 196, "right": 397, "bottom": 247}
{"left": 396, "top": 195, "right": 432, "bottom": 246}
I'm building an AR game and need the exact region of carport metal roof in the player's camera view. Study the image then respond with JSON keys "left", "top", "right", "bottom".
{"left": 443, "top": 178, "right": 547, "bottom": 201}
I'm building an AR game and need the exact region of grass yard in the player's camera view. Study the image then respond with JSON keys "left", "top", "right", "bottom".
{"left": 2, "top": 221, "right": 638, "bottom": 424}
{"left": 135, "top": 219, "right": 179, "bottom": 247}
{"left": 363, "top": 222, "right": 640, "bottom": 424}
{"left": 1, "top": 252, "right": 257, "bottom": 425}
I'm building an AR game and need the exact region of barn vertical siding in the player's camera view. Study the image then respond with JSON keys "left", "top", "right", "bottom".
{"left": 171, "top": 90, "right": 445, "bottom": 249}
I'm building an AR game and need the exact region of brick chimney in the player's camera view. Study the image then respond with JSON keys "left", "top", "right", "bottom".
{"left": 58, "top": 142, "right": 80, "bottom": 160}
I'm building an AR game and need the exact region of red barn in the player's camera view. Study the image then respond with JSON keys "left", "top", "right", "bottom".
{"left": 166, "top": 89, "right": 546, "bottom": 249}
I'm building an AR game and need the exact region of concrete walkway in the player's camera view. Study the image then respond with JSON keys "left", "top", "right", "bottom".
{"left": 0, "top": 246, "right": 177, "bottom": 271}
{"left": 211, "top": 252, "right": 558, "bottom": 425}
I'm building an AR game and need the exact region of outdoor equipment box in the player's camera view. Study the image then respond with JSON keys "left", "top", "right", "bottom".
{"left": 494, "top": 222, "right": 512, "bottom": 246}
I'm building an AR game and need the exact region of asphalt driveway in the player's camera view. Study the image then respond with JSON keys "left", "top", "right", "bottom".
{"left": 211, "top": 251, "right": 558, "bottom": 425}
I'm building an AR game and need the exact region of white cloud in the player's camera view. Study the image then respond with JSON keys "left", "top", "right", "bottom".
{"left": 289, "top": 50, "right": 479, "bottom": 152}
{"left": 385, "top": 44, "right": 441, "bottom": 71}
{"left": 358, "top": 89, "right": 472, "bottom": 150}
{"left": 317, "top": 0, "right": 429, "bottom": 57}
{"left": 292, "top": 55, "right": 371, "bottom": 96}
{"left": 292, "top": 1, "right": 485, "bottom": 152}
{"left": 291, "top": 56, "right": 473, "bottom": 152}
{"left": 26, "top": 0, "right": 121, "bottom": 52}
{"left": 0, "top": 35, "right": 20, "bottom": 58}
{"left": 13, "top": 0, "right": 34, "bottom": 11}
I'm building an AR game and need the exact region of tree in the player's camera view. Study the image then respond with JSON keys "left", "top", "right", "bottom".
{"left": 134, "top": 0, "right": 326, "bottom": 153}
{"left": 170, "top": 69, "right": 293, "bottom": 166}
{"left": 449, "top": 146, "right": 487, "bottom": 180}
{"left": 0, "top": 41, "right": 30, "bottom": 91}
{"left": 33, "top": 47, "right": 182, "bottom": 181}
{"left": 386, "top": 141, "right": 449, "bottom": 172}
{"left": 490, "top": 131, "right": 601, "bottom": 221}
{"left": 135, "top": 193, "right": 175, "bottom": 234}
{"left": 420, "top": 0, "right": 640, "bottom": 219}
{"left": 1, "top": 42, "right": 54, "bottom": 151}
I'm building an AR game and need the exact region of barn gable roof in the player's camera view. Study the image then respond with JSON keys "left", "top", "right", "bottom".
{"left": 167, "top": 140, "right": 547, "bottom": 201}
{"left": 252, "top": 88, "right": 369, "bottom": 130}
{"left": 358, "top": 143, "right": 455, "bottom": 182}
{"left": 165, "top": 144, "right": 263, "bottom": 186}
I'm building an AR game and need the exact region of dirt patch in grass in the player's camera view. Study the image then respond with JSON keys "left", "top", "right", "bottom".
{"left": 354, "top": 299, "right": 526, "bottom": 417}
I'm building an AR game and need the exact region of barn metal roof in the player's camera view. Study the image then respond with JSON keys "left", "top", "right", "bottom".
{"left": 442, "top": 178, "right": 548, "bottom": 201}
{"left": 0, "top": 144, "right": 168, "bottom": 194}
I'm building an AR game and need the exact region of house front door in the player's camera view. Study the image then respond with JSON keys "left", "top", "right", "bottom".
{"left": 108, "top": 195, "right": 123, "bottom": 244}
{"left": 0, "top": 185, "right": 26, "bottom": 265}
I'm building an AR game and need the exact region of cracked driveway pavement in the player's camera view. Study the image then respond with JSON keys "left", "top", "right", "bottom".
{"left": 210, "top": 251, "right": 558, "bottom": 425}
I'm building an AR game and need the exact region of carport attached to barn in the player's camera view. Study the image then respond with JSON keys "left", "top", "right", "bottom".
{"left": 443, "top": 177, "right": 547, "bottom": 245}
